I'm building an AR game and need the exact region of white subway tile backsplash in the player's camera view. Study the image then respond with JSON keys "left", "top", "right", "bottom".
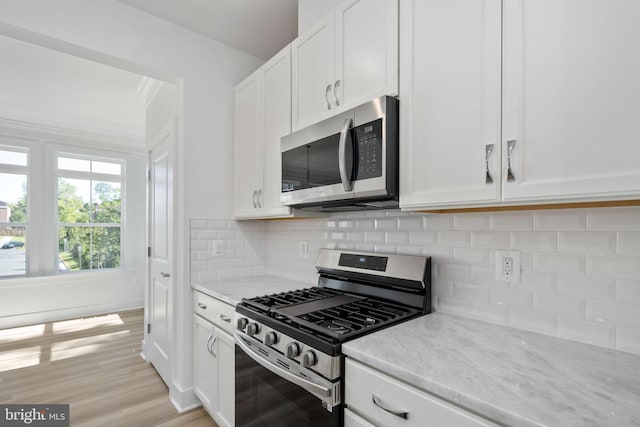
{"left": 364, "top": 231, "right": 385, "bottom": 243}
{"left": 617, "top": 280, "right": 640, "bottom": 304}
{"left": 586, "top": 300, "right": 640, "bottom": 328}
{"left": 558, "top": 232, "right": 616, "bottom": 255}
{"left": 375, "top": 218, "right": 397, "bottom": 230}
{"left": 490, "top": 286, "right": 532, "bottom": 310}
{"left": 470, "top": 231, "right": 510, "bottom": 249}
{"left": 557, "top": 317, "right": 616, "bottom": 348}
{"left": 616, "top": 327, "right": 640, "bottom": 354}
{"left": 491, "top": 212, "right": 533, "bottom": 231}
{"left": 409, "top": 231, "right": 438, "bottom": 245}
{"left": 533, "top": 252, "right": 585, "bottom": 275}
{"left": 587, "top": 207, "right": 640, "bottom": 231}
{"left": 533, "top": 292, "right": 585, "bottom": 319}
{"left": 192, "top": 207, "right": 640, "bottom": 356}
{"left": 397, "top": 217, "right": 422, "bottom": 230}
{"left": 454, "top": 214, "right": 490, "bottom": 230}
{"left": 587, "top": 254, "right": 640, "bottom": 279}
{"left": 454, "top": 282, "right": 489, "bottom": 303}
{"left": 510, "top": 232, "right": 557, "bottom": 252}
{"left": 509, "top": 309, "right": 557, "bottom": 335}
{"left": 453, "top": 248, "right": 489, "bottom": 266}
{"left": 386, "top": 232, "right": 409, "bottom": 244}
{"left": 437, "top": 231, "right": 470, "bottom": 247}
{"left": 534, "top": 210, "right": 586, "bottom": 231}
{"left": 618, "top": 232, "right": 640, "bottom": 255}
{"left": 557, "top": 275, "right": 616, "bottom": 301}
{"left": 423, "top": 215, "right": 453, "bottom": 230}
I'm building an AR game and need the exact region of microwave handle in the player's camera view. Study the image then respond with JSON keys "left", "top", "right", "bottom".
{"left": 338, "top": 118, "right": 353, "bottom": 192}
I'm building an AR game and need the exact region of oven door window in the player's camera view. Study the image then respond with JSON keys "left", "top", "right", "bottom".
{"left": 235, "top": 346, "right": 342, "bottom": 427}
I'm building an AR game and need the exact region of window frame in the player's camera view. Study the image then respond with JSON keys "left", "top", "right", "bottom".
{"left": 0, "top": 144, "right": 31, "bottom": 278}
{"left": 55, "top": 151, "right": 126, "bottom": 274}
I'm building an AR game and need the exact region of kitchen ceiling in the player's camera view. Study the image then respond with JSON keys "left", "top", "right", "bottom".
{"left": 116, "top": 0, "right": 298, "bottom": 60}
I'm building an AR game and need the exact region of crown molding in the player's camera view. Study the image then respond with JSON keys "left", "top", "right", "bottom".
{"left": 0, "top": 117, "right": 146, "bottom": 154}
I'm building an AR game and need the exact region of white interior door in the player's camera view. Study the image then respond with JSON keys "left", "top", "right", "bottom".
{"left": 147, "top": 122, "right": 174, "bottom": 385}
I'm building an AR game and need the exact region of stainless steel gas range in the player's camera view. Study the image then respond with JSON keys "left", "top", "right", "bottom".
{"left": 234, "top": 249, "right": 432, "bottom": 426}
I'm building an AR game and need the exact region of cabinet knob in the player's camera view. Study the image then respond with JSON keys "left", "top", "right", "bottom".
{"left": 325, "top": 84, "right": 333, "bottom": 110}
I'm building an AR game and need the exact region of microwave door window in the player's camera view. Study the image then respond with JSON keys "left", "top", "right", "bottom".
{"left": 308, "top": 133, "right": 352, "bottom": 188}
{"left": 282, "top": 145, "right": 309, "bottom": 191}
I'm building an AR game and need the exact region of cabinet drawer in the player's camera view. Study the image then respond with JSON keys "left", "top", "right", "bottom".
{"left": 193, "top": 291, "right": 235, "bottom": 334}
{"left": 345, "top": 359, "right": 496, "bottom": 427}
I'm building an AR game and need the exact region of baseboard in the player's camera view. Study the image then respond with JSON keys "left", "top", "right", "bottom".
{"left": 170, "top": 384, "right": 200, "bottom": 413}
{"left": 0, "top": 300, "right": 144, "bottom": 329}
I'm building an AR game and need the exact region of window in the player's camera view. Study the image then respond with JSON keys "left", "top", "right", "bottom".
{"left": 0, "top": 148, "right": 29, "bottom": 277}
{"left": 57, "top": 156, "right": 123, "bottom": 272}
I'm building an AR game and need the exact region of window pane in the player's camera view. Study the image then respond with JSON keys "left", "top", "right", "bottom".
{"left": 0, "top": 173, "right": 27, "bottom": 223}
{"left": 0, "top": 226, "right": 26, "bottom": 277}
{"left": 58, "top": 178, "right": 91, "bottom": 223}
{"left": 58, "top": 157, "right": 90, "bottom": 172}
{"left": 92, "top": 227, "right": 121, "bottom": 269}
{"left": 0, "top": 150, "right": 27, "bottom": 166}
{"left": 58, "top": 226, "right": 91, "bottom": 271}
{"left": 92, "top": 161, "right": 122, "bottom": 176}
{"left": 93, "top": 182, "right": 121, "bottom": 223}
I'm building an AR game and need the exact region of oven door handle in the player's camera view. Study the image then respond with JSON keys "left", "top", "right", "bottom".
{"left": 234, "top": 332, "right": 332, "bottom": 399}
{"left": 338, "top": 118, "right": 353, "bottom": 192}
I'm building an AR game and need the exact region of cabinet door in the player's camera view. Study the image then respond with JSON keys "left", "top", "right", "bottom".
{"left": 260, "top": 45, "right": 293, "bottom": 216}
{"left": 502, "top": 0, "right": 640, "bottom": 202}
{"left": 215, "top": 327, "right": 235, "bottom": 427}
{"left": 292, "top": 14, "right": 335, "bottom": 131}
{"left": 399, "top": 0, "right": 502, "bottom": 209}
{"left": 234, "top": 72, "right": 263, "bottom": 217}
{"left": 193, "top": 315, "right": 217, "bottom": 413}
{"left": 335, "top": 0, "right": 398, "bottom": 111}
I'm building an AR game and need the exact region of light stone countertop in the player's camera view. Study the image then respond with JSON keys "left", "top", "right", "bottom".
{"left": 342, "top": 312, "right": 640, "bottom": 427}
{"left": 191, "top": 275, "right": 311, "bottom": 306}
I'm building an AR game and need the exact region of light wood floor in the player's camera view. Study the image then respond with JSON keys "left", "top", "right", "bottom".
{"left": 0, "top": 309, "right": 217, "bottom": 427}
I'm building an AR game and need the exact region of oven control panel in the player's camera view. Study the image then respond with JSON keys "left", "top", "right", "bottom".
{"left": 235, "top": 313, "right": 341, "bottom": 381}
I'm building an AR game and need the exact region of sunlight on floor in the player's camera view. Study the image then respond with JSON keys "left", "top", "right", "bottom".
{"left": 52, "top": 313, "right": 124, "bottom": 333}
{"left": 0, "top": 324, "right": 45, "bottom": 342}
{"left": 50, "top": 330, "right": 130, "bottom": 362}
{"left": 0, "top": 346, "right": 42, "bottom": 372}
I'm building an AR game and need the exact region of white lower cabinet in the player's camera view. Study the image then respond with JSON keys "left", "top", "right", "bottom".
{"left": 193, "top": 292, "right": 235, "bottom": 427}
{"left": 345, "top": 358, "right": 497, "bottom": 427}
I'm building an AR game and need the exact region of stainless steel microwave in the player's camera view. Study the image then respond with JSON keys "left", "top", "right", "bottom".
{"left": 280, "top": 96, "right": 399, "bottom": 212}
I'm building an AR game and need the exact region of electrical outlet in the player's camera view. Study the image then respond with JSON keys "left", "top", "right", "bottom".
{"left": 212, "top": 240, "right": 224, "bottom": 256}
{"left": 299, "top": 240, "right": 308, "bottom": 258}
{"left": 495, "top": 250, "right": 521, "bottom": 283}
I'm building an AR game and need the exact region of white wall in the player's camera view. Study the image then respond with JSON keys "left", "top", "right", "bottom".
{"left": 0, "top": 0, "right": 263, "bottom": 411}
{"left": 298, "top": 0, "right": 342, "bottom": 34}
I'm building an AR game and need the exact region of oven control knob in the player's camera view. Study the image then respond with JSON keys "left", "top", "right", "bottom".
{"left": 301, "top": 350, "right": 317, "bottom": 368}
{"left": 236, "top": 318, "right": 248, "bottom": 331}
{"left": 264, "top": 331, "right": 278, "bottom": 347}
{"left": 246, "top": 322, "right": 259, "bottom": 337}
{"left": 286, "top": 342, "right": 301, "bottom": 358}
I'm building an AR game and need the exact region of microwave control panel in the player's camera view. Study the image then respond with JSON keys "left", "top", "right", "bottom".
{"left": 354, "top": 118, "right": 383, "bottom": 180}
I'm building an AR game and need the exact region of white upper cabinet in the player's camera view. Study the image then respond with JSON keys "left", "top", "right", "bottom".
{"left": 401, "top": 0, "right": 640, "bottom": 210}
{"left": 502, "top": 0, "right": 640, "bottom": 203}
{"left": 235, "top": 45, "right": 295, "bottom": 219}
{"left": 234, "top": 73, "right": 262, "bottom": 217}
{"left": 399, "top": 0, "right": 502, "bottom": 209}
{"left": 292, "top": 0, "right": 398, "bottom": 131}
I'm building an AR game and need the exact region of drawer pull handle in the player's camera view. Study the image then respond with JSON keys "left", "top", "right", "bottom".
{"left": 372, "top": 394, "right": 409, "bottom": 420}
{"left": 220, "top": 314, "right": 232, "bottom": 323}
{"left": 485, "top": 144, "right": 494, "bottom": 184}
{"left": 506, "top": 139, "right": 516, "bottom": 182}
{"left": 197, "top": 302, "right": 207, "bottom": 310}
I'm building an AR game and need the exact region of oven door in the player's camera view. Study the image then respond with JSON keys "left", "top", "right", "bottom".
{"left": 235, "top": 333, "right": 343, "bottom": 427}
